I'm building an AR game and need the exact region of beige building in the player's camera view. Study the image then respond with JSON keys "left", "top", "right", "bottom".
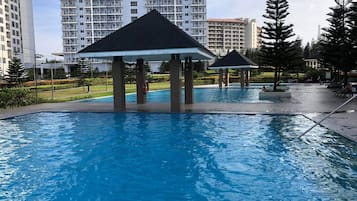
{"left": 208, "top": 18, "right": 260, "bottom": 56}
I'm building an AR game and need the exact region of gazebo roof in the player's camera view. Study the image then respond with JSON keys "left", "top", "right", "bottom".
{"left": 79, "top": 10, "right": 215, "bottom": 62}
{"left": 208, "top": 50, "right": 258, "bottom": 69}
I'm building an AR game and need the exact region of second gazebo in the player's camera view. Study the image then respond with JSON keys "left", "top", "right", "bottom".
{"left": 209, "top": 50, "right": 258, "bottom": 88}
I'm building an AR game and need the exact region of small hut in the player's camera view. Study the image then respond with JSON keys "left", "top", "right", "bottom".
{"left": 209, "top": 50, "right": 258, "bottom": 88}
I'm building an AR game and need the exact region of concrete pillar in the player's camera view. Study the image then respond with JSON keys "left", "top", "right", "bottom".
{"left": 240, "top": 69, "right": 245, "bottom": 88}
{"left": 112, "top": 56, "right": 126, "bottom": 112}
{"left": 218, "top": 69, "right": 223, "bottom": 89}
{"left": 224, "top": 69, "right": 230, "bottom": 87}
{"left": 136, "top": 58, "right": 146, "bottom": 104}
{"left": 184, "top": 57, "right": 193, "bottom": 104}
{"left": 170, "top": 54, "right": 181, "bottom": 112}
{"left": 64, "top": 66, "right": 69, "bottom": 73}
{"left": 40, "top": 67, "right": 44, "bottom": 79}
{"left": 245, "top": 70, "right": 250, "bottom": 86}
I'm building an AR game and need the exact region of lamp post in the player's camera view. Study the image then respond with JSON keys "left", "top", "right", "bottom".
{"left": 51, "top": 63, "right": 54, "bottom": 100}
{"left": 1, "top": 48, "right": 3, "bottom": 79}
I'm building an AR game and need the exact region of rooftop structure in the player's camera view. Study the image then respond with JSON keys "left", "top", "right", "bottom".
{"left": 61, "top": 0, "right": 208, "bottom": 72}
{"left": 209, "top": 50, "right": 258, "bottom": 88}
{"left": 79, "top": 10, "right": 214, "bottom": 113}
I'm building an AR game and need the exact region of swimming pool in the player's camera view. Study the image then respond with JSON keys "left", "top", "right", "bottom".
{"left": 81, "top": 87, "right": 279, "bottom": 103}
{"left": 0, "top": 112, "right": 356, "bottom": 200}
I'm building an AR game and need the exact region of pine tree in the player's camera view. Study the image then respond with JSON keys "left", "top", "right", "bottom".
{"left": 287, "top": 39, "right": 305, "bottom": 79}
{"left": 245, "top": 49, "right": 261, "bottom": 65}
{"left": 310, "top": 41, "right": 322, "bottom": 59}
{"left": 321, "top": 1, "right": 351, "bottom": 83}
{"left": 303, "top": 42, "right": 311, "bottom": 59}
{"left": 6, "top": 57, "right": 24, "bottom": 85}
{"left": 260, "top": 0, "right": 295, "bottom": 90}
{"left": 348, "top": 1, "right": 357, "bottom": 69}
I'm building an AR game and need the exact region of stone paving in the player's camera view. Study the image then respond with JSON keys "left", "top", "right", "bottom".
{"left": 0, "top": 83, "right": 356, "bottom": 142}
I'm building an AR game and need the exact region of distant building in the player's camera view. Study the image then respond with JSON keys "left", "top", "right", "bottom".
{"left": 304, "top": 58, "right": 321, "bottom": 69}
{"left": 0, "top": 0, "right": 36, "bottom": 78}
{"left": 60, "top": 0, "right": 208, "bottom": 72}
{"left": 208, "top": 18, "right": 260, "bottom": 56}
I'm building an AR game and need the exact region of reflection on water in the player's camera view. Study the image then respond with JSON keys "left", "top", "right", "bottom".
{"left": 81, "top": 87, "right": 279, "bottom": 103}
{"left": 0, "top": 113, "right": 356, "bottom": 200}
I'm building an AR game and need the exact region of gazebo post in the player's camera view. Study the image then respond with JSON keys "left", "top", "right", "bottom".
{"left": 218, "top": 69, "right": 223, "bottom": 88}
{"left": 245, "top": 70, "right": 250, "bottom": 86}
{"left": 240, "top": 69, "right": 245, "bottom": 88}
{"left": 184, "top": 56, "right": 193, "bottom": 104}
{"left": 112, "top": 56, "right": 126, "bottom": 112}
{"left": 225, "top": 69, "right": 229, "bottom": 87}
{"left": 170, "top": 54, "right": 181, "bottom": 112}
{"left": 136, "top": 58, "right": 146, "bottom": 104}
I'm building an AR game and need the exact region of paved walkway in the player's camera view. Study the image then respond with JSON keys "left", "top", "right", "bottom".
{"left": 1, "top": 84, "right": 356, "bottom": 142}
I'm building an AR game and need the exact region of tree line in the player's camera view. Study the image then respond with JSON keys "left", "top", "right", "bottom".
{"left": 246, "top": 0, "right": 357, "bottom": 91}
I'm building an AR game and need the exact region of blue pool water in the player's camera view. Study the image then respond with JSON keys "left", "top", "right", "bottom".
{"left": 81, "top": 87, "right": 278, "bottom": 103}
{"left": 0, "top": 112, "right": 356, "bottom": 200}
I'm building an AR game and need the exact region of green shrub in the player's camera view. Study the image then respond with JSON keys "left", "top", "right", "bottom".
{"left": 0, "top": 89, "right": 36, "bottom": 108}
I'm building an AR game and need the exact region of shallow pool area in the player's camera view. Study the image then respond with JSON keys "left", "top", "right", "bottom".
{"left": 0, "top": 112, "right": 356, "bottom": 200}
{"left": 81, "top": 87, "right": 280, "bottom": 103}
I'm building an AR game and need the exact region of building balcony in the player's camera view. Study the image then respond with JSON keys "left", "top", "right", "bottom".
{"left": 61, "top": 5, "right": 76, "bottom": 8}
{"left": 85, "top": 4, "right": 122, "bottom": 8}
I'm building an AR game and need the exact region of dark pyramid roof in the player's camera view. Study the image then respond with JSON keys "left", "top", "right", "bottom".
{"left": 79, "top": 10, "right": 215, "bottom": 62}
{"left": 209, "top": 50, "right": 258, "bottom": 69}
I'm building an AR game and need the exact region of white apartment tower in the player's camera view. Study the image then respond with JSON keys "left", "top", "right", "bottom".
{"left": 208, "top": 18, "right": 259, "bottom": 56}
{"left": 61, "top": 0, "right": 207, "bottom": 70}
{"left": 0, "top": 0, "right": 35, "bottom": 78}
{"left": 145, "top": 0, "right": 207, "bottom": 46}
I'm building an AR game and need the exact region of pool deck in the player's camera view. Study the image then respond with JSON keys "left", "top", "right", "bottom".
{"left": 1, "top": 83, "right": 356, "bottom": 142}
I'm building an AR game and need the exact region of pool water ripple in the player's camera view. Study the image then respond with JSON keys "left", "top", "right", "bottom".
{"left": 81, "top": 88, "right": 280, "bottom": 103}
{"left": 0, "top": 112, "right": 356, "bottom": 200}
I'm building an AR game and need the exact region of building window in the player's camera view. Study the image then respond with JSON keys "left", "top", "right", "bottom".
{"left": 130, "top": 1, "right": 137, "bottom": 6}
{"left": 131, "top": 9, "right": 137, "bottom": 14}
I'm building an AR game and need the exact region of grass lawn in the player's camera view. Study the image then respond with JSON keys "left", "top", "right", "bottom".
{"left": 37, "top": 82, "right": 170, "bottom": 102}
{"left": 31, "top": 71, "right": 306, "bottom": 103}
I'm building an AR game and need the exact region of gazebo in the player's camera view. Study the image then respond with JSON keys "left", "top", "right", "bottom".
{"left": 79, "top": 10, "right": 215, "bottom": 112}
{"left": 209, "top": 50, "right": 258, "bottom": 88}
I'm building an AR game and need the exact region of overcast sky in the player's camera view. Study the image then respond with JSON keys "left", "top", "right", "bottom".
{"left": 33, "top": 0, "right": 336, "bottom": 58}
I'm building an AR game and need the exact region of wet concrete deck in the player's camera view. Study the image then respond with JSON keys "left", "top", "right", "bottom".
{"left": 1, "top": 84, "right": 356, "bottom": 142}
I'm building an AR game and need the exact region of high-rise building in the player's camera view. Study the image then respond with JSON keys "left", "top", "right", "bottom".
{"left": 60, "top": 0, "right": 207, "bottom": 71}
{"left": 0, "top": 0, "right": 35, "bottom": 78}
{"left": 208, "top": 18, "right": 260, "bottom": 56}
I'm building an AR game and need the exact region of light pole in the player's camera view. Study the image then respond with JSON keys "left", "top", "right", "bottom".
{"left": 33, "top": 53, "right": 38, "bottom": 103}
{"left": 51, "top": 63, "right": 54, "bottom": 100}
{"left": 1, "top": 48, "right": 3, "bottom": 79}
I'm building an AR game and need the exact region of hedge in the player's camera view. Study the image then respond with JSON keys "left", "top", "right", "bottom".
{"left": 0, "top": 89, "right": 37, "bottom": 108}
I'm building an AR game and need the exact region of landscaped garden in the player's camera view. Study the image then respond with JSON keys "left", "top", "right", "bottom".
{"left": 0, "top": 70, "right": 310, "bottom": 109}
